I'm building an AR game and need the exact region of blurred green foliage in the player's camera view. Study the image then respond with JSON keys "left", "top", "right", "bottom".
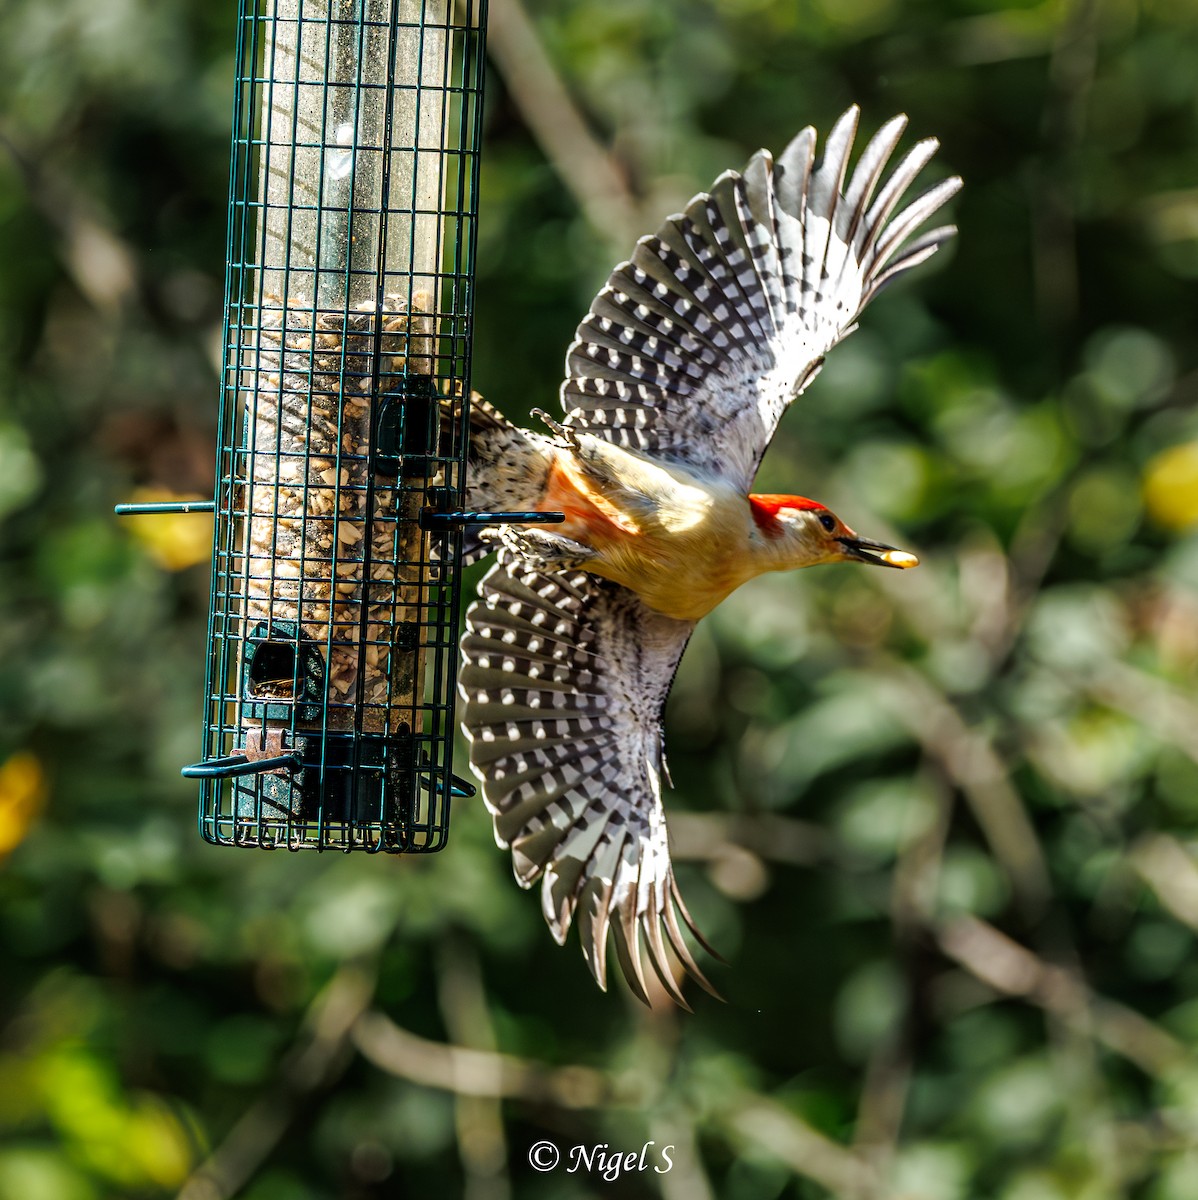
{"left": 4, "top": 0, "right": 1198, "bottom": 1197}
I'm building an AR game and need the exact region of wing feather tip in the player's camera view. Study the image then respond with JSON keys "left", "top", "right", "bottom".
{"left": 611, "top": 908, "right": 653, "bottom": 1007}
{"left": 643, "top": 909, "right": 693, "bottom": 1010}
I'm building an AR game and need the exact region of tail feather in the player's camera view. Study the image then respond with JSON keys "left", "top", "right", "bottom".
{"left": 438, "top": 392, "right": 552, "bottom": 562}
{"left": 440, "top": 389, "right": 518, "bottom": 436}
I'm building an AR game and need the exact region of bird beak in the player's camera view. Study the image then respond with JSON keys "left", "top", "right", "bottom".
{"left": 837, "top": 535, "right": 920, "bottom": 569}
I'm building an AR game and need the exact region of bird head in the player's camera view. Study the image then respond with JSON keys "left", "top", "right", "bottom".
{"left": 748, "top": 494, "right": 919, "bottom": 571}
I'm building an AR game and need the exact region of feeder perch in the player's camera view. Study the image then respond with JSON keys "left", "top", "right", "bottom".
{"left": 118, "top": 0, "right": 560, "bottom": 852}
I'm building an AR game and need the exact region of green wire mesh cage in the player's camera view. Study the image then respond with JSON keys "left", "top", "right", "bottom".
{"left": 122, "top": 0, "right": 495, "bottom": 853}
{"left": 204, "top": 0, "right": 491, "bottom": 852}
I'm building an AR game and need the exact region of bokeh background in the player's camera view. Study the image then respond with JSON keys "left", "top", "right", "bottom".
{"left": 4, "top": 0, "right": 1198, "bottom": 1197}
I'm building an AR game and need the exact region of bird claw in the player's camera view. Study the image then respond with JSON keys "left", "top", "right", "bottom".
{"left": 531, "top": 408, "right": 579, "bottom": 449}
{"left": 484, "top": 524, "right": 592, "bottom": 572}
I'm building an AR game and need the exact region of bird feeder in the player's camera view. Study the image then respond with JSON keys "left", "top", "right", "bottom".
{"left": 119, "top": 0, "right": 556, "bottom": 852}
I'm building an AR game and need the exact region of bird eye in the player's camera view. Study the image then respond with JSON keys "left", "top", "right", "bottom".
{"left": 819, "top": 513, "right": 836, "bottom": 532}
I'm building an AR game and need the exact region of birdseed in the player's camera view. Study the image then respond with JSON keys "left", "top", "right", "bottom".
{"left": 236, "top": 292, "right": 436, "bottom": 735}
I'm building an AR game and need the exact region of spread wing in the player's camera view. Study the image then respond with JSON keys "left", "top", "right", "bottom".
{"left": 458, "top": 552, "right": 716, "bottom": 1005}
{"left": 560, "top": 106, "right": 962, "bottom": 492}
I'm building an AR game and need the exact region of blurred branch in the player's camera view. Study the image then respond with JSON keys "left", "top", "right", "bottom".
{"left": 0, "top": 121, "right": 138, "bottom": 314}
{"left": 1082, "top": 661, "right": 1198, "bottom": 767}
{"left": 668, "top": 811, "right": 829, "bottom": 868}
{"left": 487, "top": 0, "right": 645, "bottom": 253}
{"left": 937, "top": 917, "right": 1186, "bottom": 1080}
{"left": 652, "top": 1112, "right": 715, "bottom": 1200}
{"left": 630, "top": 1004, "right": 847, "bottom": 1198}
{"left": 889, "top": 767, "right": 955, "bottom": 936}
{"left": 352, "top": 1010, "right": 644, "bottom": 1108}
{"left": 853, "top": 769, "right": 954, "bottom": 1180}
{"left": 1130, "top": 834, "right": 1198, "bottom": 932}
{"left": 946, "top": 11, "right": 1054, "bottom": 65}
{"left": 880, "top": 664, "right": 1053, "bottom": 918}
{"left": 356, "top": 1010, "right": 875, "bottom": 1195}
{"left": 436, "top": 937, "right": 511, "bottom": 1200}
{"left": 852, "top": 1024, "right": 912, "bottom": 1196}
{"left": 1031, "top": 0, "right": 1099, "bottom": 334}
{"left": 1004, "top": 491, "right": 1072, "bottom": 627}
{"left": 956, "top": 532, "right": 1015, "bottom": 662}
{"left": 625, "top": 1003, "right": 715, "bottom": 1192}
{"left": 720, "top": 1095, "right": 874, "bottom": 1197}
{"left": 176, "top": 963, "right": 376, "bottom": 1200}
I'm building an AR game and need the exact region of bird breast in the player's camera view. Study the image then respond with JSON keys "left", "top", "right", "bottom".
{"left": 540, "top": 437, "right": 759, "bottom": 623}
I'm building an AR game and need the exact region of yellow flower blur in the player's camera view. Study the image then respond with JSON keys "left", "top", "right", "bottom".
{"left": 122, "top": 487, "right": 214, "bottom": 571}
{"left": 0, "top": 752, "right": 46, "bottom": 859}
{"left": 1143, "top": 441, "right": 1198, "bottom": 530}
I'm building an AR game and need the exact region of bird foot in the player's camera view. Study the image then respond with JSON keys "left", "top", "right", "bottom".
{"left": 531, "top": 408, "right": 579, "bottom": 449}
{"left": 482, "top": 524, "right": 593, "bottom": 572}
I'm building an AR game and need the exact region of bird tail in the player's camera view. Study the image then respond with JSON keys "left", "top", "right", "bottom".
{"left": 440, "top": 390, "right": 518, "bottom": 439}
{"left": 438, "top": 394, "right": 553, "bottom": 563}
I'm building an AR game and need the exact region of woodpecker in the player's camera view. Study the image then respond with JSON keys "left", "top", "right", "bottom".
{"left": 456, "top": 107, "right": 960, "bottom": 1006}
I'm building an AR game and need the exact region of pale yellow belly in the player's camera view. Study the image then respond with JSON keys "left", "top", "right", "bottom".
{"left": 537, "top": 452, "right": 753, "bottom": 622}
{"left": 594, "top": 548, "right": 750, "bottom": 621}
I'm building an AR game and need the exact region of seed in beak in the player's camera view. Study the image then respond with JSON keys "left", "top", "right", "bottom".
{"left": 879, "top": 549, "right": 919, "bottom": 569}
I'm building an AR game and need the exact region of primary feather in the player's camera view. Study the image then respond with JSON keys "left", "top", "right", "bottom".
{"left": 560, "top": 107, "right": 959, "bottom": 489}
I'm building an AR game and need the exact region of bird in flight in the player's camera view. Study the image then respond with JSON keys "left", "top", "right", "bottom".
{"left": 455, "top": 107, "right": 960, "bottom": 1006}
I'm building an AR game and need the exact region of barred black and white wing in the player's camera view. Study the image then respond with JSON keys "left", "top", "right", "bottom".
{"left": 458, "top": 552, "right": 716, "bottom": 1005}
{"left": 561, "top": 107, "right": 961, "bottom": 492}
